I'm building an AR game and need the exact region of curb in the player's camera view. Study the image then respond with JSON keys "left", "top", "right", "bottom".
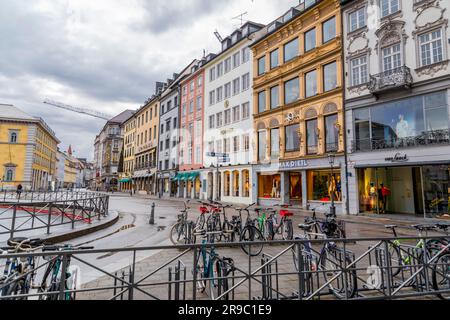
{"left": 41, "top": 210, "right": 120, "bottom": 244}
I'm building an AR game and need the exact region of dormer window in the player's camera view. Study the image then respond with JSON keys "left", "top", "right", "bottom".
{"left": 268, "top": 23, "right": 277, "bottom": 33}
{"left": 284, "top": 10, "right": 293, "bottom": 22}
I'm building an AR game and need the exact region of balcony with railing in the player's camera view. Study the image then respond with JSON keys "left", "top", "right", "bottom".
{"left": 351, "top": 129, "right": 450, "bottom": 153}
{"left": 368, "top": 66, "right": 413, "bottom": 95}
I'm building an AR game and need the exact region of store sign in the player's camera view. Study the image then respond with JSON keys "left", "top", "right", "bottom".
{"left": 385, "top": 153, "right": 409, "bottom": 163}
{"left": 279, "top": 160, "right": 308, "bottom": 170}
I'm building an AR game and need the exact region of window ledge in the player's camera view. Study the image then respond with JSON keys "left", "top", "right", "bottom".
{"left": 347, "top": 26, "right": 368, "bottom": 38}
{"left": 380, "top": 10, "right": 402, "bottom": 22}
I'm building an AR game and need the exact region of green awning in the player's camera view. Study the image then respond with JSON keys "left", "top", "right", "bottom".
{"left": 187, "top": 172, "right": 200, "bottom": 181}
{"left": 180, "top": 173, "right": 189, "bottom": 181}
{"left": 119, "top": 178, "right": 131, "bottom": 183}
{"left": 171, "top": 174, "right": 181, "bottom": 181}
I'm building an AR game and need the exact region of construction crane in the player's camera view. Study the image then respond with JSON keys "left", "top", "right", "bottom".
{"left": 43, "top": 99, "right": 113, "bottom": 121}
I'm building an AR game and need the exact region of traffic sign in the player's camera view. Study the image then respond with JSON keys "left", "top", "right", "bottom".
{"left": 207, "top": 152, "right": 229, "bottom": 158}
{"left": 218, "top": 157, "right": 230, "bottom": 163}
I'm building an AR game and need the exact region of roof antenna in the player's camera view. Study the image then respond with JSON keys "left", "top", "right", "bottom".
{"left": 231, "top": 11, "right": 248, "bottom": 27}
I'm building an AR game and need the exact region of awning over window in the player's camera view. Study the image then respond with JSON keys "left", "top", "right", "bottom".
{"left": 119, "top": 178, "right": 131, "bottom": 183}
{"left": 187, "top": 172, "right": 200, "bottom": 181}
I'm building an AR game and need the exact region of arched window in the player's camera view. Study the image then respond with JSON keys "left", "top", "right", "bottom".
{"left": 232, "top": 171, "right": 240, "bottom": 197}
{"left": 224, "top": 171, "right": 231, "bottom": 197}
{"left": 6, "top": 169, "right": 13, "bottom": 182}
{"left": 323, "top": 103, "right": 339, "bottom": 153}
{"left": 305, "top": 108, "right": 318, "bottom": 155}
{"left": 242, "top": 170, "right": 250, "bottom": 198}
{"left": 9, "top": 132, "right": 18, "bottom": 143}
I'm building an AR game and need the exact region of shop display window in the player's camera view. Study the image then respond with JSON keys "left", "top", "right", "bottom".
{"left": 289, "top": 173, "right": 302, "bottom": 200}
{"left": 243, "top": 170, "right": 250, "bottom": 198}
{"left": 423, "top": 165, "right": 450, "bottom": 219}
{"left": 258, "top": 174, "right": 281, "bottom": 199}
{"left": 224, "top": 171, "right": 231, "bottom": 197}
{"left": 307, "top": 170, "right": 342, "bottom": 202}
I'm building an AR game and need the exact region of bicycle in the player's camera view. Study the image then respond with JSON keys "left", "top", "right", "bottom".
{"left": 431, "top": 223, "right": 450, "bottom": 300}
{"left": 0, "top": 237, "right": 45, "bottom": 300}
{"left": 306, "top": 204, "right": 346, "bottom": 240}
{"left": 253, "top": 207, "right": 276, "bottom": 240}
{"left": 265, "top": 204, "right": 294, "bottom": 241}
{"left": 237, "top": 204, "right": 265, "bottom": 257}
{"left": 194, "top": 238, "right": 235, "bottom": 300}
{"left": 169, "top": 201, "right": 196, "bottom": 245}
{"left": 37, "top": 243, "right": 94, "bottom": 300}
{"left": 292, "top": 218, "right": 357, "bottom": 299}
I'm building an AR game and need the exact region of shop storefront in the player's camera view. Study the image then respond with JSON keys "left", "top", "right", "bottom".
{"left": 356, "top": 164, "right": 449, "bottom": 219}
{"left": 255, "top": 157, "right": 346, "bottom": 213}
{"left": 348, "top": 90, "right": 450, "bottom": 219}
{"left": 174, "top": 172, "right": 201, "bottom": 199}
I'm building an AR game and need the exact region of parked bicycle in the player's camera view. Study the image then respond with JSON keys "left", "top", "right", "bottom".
{"left": 169, "top": 201, "right": 196, "bottom": 245}
{"left": 265, "top": 204, "right": 294, "bottom": 241}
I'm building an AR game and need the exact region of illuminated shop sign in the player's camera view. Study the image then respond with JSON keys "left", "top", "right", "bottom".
{"left": 279, "top": 160, "right": 308, "bottom": 169}
{"left": 385, "top": 153, "right": 409, "bottom": 163}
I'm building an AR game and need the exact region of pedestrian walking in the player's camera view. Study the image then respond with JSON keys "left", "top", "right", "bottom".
{"left": 16, "top": 184, "right": 23, "bottom": 200}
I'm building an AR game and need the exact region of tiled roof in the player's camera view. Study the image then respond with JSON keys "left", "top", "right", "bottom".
{"left": 0, "top": 104, "right": 36, "bottom": 121}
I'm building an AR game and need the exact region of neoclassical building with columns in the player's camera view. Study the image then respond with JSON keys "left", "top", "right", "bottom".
{"left": 251, "top": 0, "right": 347, "bottom": 213}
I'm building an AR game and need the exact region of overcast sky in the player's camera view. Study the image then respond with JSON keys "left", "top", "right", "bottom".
{"left": 0, "top": 0, "right": 299, "bottom": 160}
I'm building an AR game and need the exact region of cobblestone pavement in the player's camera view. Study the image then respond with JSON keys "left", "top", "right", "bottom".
{"left": 73, "top": 195, "right": 449, "bottom": 300}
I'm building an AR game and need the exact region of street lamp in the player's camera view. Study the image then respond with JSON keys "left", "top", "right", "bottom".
{"left": 328, "top": 153, "right": 336, "bottom": 217}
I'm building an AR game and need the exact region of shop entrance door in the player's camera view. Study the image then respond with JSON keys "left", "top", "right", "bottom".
{"left": 289, "top": 172, "right": 302, "bottom": 206}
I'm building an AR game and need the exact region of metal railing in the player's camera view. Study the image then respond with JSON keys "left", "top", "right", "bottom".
{"left": 0, "top": 236, "right": 448, "bottom": 300}
{"left": 368, "top": 66, "right": 413, "bottom": 94}
{"left": 0, "top": 190, "right": 106, "bottom": 204}
{"left": 351, "top": 129, "right": 450, "bottom": 153}
{"left": 0, "top": 192, "right": 109, "bottom": 239}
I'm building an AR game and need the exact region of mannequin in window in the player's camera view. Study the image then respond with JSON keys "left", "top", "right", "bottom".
{"left": 328, "top": 176, "right": 336, "bottom": 201}
{"left": 369, "top": 182, "right": 378, "bottom": 213}
{"left": 335, "top": 175, "right": 342, "bottom": 202}
{"left": 396, "top": 114, "right": 409, "bottom": 139}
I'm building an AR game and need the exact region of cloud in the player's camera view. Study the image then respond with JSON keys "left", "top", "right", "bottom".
{"left": 0, "top": 0, "right": 300, "bottom": 159}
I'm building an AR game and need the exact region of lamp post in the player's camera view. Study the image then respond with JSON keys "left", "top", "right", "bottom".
{"left": 328, "top": 153, "right": 336, "bottom": 217}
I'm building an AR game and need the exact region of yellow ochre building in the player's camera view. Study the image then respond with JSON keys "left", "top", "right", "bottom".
{"left": 0, "top": 104, "right": 60, "bottom": 191}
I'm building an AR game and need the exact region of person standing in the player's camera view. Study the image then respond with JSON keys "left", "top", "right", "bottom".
{"left": 381, "top": 183, "right": 391, "bottom": 214}
{"left": 16, "top": 184, "right": 23, "bottom": 200}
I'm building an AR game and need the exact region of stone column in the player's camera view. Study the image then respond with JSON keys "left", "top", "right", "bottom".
{"left": 281, "top": 171, "right": 290, "bottom": 204}
{"left": 302, "top": 170, "right": 308, "bottom": 209}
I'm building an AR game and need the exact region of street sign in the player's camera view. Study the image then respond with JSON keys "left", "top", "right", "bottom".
{"left": 218, "top": 157, "right": 230, "bottom": 163}
{"left": 206, "top": 152, "right": 229, "bottom": 158}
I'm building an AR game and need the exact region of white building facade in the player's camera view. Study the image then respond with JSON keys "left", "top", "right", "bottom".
{"left": 201, "top": 22, "right": 264, "bottom": 205}
{"left": 343, "top": 0, "right": 450, "bottom": 219}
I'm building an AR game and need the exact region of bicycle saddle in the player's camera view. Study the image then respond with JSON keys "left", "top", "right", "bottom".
{"left": 412, "top": 224, "right": 435, "bottom": 231}
{"left": 384, "top": 225, "right": 398, "bottom": 230}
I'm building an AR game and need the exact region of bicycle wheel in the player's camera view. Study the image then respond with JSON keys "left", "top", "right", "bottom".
{"left": 169, "top": 222, "right": 187, "bottom": 245}
{"left": 432, "top": 252, "right": 450, "bottom": 300}
{"left": 282, "top": 220, "right": 293, "bottom": 240}
{"left": 240, "top": 226, "right": 264, "bottom": 257}
{"left": 208, "top": 258, "right": 229, "bottom": 300}
{"left": 195, "top": 215, "right": 205, "bottom": 232}
{"left": 320, "top": 246, "right": 357, "bottom": 299}
{"left": 387, "top": 244, "right": 402, "bottom": 277}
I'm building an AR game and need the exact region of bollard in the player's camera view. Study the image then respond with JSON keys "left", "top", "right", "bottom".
{"left": 149, "top": 202, "right": 155, "bottom": 225}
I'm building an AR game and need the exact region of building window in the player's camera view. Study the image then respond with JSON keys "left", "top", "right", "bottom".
{"left": 270, "top": 49, "right": 279, "bottom": 69}
{"left": 232, "top": 171, "right": 240, "bottom": 197}
{"left": 189, "top": 100, "right": 194, "bottom": 113}
{"left": 224, "top": 82, "right": 231, "bottom": 99}
{"left": 198, "top": 75, "right": 203, "bottom": 87}
{"left": 305, "top": 70, "right": 317, "bottom": 98}
{"left": 242, "top": 73, "right": 250, "bottom": 91}
{"left": 210, "top": 67, "right": 216, "bottom": 81}
{"left": 285, "top": 124, "right": 300, "bottom": 152}
{"left": 419, "top": 29, "right": 444, "bottom": 67}
{"left": 232, "top": 106, "right": 240, "bottom": 122}
{"left": 224, "top": 172, "right": 231, "bottom": 197}
{"left": 243, "top": 134, "right": 250, "bottom": 151}
{"left": 270, "top": 128, "right": 280, "bottom": 159}
{"left": 349, "top": 7, "right": 366, "bottom": 32}
{"left": 242, "top": 102, "right": 250, "bottom": 119}
{"left": 243, "top": 170, "right": 250, "bottom": 197}
{"left": 224, "top": 109, "right": 231, "bottom": 125}
{"left": 258, "top": 91, "right": 266, "bottom": 113}
{"left": 190, "top": 81, "right": 195, "bottom": 93}
{"left": 216, "top": 113, "right": 223, "bottom": 127}
{"left": 307, "top": 170, "right": 342, "bottom": 202}
{"left": 325, "top": 114, "right": 339, "bottom": 152}
{"left": 284, "top": 38, "right": 299, "bottom": 62}
{"left": 197, "top": 96, "right": 202, "bottom": 111}
{"left": 258, "top": 174, "right": 281, "bottom": 199}
{"left": 290, "top": 173, "right": 302, "bottom": 201}
{"left": 322, "top": 16, "right": 336, "bottom": 43}
{"left": 351, "top": 56, "right": 368, "bottom": 86}
{"left": 381, "top": 0, "right": 399, "bottom": 18}
{"left": 306, "top": 118, "right": 318, "bottom": 155}
{"left": 258, "top": 130, "right": 267, "bottom": 161}
{"left": 217, "top": 87, "right": 223, "bottom": 102}
{"left": 225, "top": 57, "right": 232, "bottom": 73}
{"left": 284, "top": 77, "right": 299, "bottom": 104}
{"left": 209, "top": 91, "right": 215, "bottom": 106}
{"left": 5, "top": 167, "right": 15, "bottom": 182}
{"left": 270, "top": 86, "right": 279, "bottom": 109}
{"left": 233, "top": 136, "right": 240, "bottom": 152}
{"left": 242, "top": 47, "right": 250, "bottom": 63}
{"left": 233, "top": 52, "right": 241, "bottom": 68}
{"left": 305, "top": 28, "right": 316, "bottom": 52}
{"left": 217, "top": 62, "right": 224, "bottom": 77}
{"left": 9, "top": 131, "right": 18, "bottom": 143}
{"left": 382, "top": 43, "right": 402, "bottom": 73}
{"left": 323, "top": 61, "right": 337, "bottom": 92}
{"left": 224, "top": 138, "right": 230, "bottom": 154}
{"left": 216, "top": 140, "right": 223, "bottom": 153}
{"left": 209, "top": 115, "right": 215, "bottom": 129}
{"left": 258, "top": 56, "right": 266, "bottom": 76}
{"left": 233, "top": 78, "right": 240, "bottom": 95}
